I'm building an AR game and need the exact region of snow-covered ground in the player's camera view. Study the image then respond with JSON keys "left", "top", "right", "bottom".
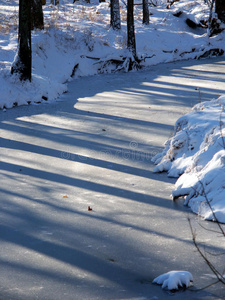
{"left": 0, "top": 0, "right": 225, "bottom": 109}
{"left": 152, "top": 95, "right": 225, "bottom": 223}
{"left": 1, "top": 0, "right": 225, "bottom": 295}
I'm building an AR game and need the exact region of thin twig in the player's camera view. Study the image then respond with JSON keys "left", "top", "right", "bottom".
{"left": 198, "top": 221, "right": 223, "bottom": 235}
{"left": 189, "top": 280, "right": 220, "bottom": 292}
{"left": 205, "top": 249, "right": 225, "bottom": 257}
{"left": 188, "top": 217, "right": 225, "bottom": 284}
{"left": 199, "top": 180, "right": 225, "bottom": 236}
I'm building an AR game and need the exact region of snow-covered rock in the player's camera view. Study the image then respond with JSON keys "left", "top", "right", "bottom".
{"left": 153, "top": 271, "right": 193, "bottom": 290}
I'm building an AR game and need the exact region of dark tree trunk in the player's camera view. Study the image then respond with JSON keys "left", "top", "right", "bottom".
{"left": 32, "top": 0, "right": 44, "bottom": 29}
{"left": 127, "top": 0, "right": 136, "bottom": 58}
{"left": 215, "top": 0, "right": 225, "bottom": 23}
{"left": 42, "top": 0, "right": 46, "bottom": 4}
{"left": 51, "top": 0, "right": 59, "bottom": 5}
{"left": 142, "top": 0, "right": 149, "bottom": 25}
{"left": 11, "top": 0, "right": 32, "bottom": 82}
{"left": 110, "top": 0, "right": 121, "bottom": 30}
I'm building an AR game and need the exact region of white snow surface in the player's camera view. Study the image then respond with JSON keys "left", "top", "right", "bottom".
{"left": 0, "top": 0, "right": 225, "bottom": 109}
{"left": 153, "top": 271, "right": 193, "bottom": 290}
{"left": 152, "top": 95, "right": 225, "bottom": 223}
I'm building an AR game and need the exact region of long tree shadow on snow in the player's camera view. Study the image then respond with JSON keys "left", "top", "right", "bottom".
{"left": 1, "top": 57, "right": 225, "bottom": 299}
{"left": 0, "top": 181, "right": 224, "bottom": 300}
{"left": 0, "top": 136, "right": 174, "bottom": 183}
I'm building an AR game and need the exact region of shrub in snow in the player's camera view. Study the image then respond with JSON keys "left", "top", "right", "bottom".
{"left": 153, "top": 271, "right": 193, "bottom": 290}
{"left": 152, "top": 95, "right": 225, "bottom": 223}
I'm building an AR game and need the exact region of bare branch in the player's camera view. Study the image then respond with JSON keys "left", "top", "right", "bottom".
{"left": 205, "top": 250, "right": 225, "bottom": 257}
{"left": 188, "top": 217, "right": 225, "bottom": 284}
{"left": 189, "top": 280, "right": 220, "bottom": 292}
{"left": 198, "top": 221, "right": 224, "bottom": 235}
{"left": 199, "top": 180, "right": 225, "bottom": 237}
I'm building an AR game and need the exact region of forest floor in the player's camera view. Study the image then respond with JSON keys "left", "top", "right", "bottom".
{"left": 1, "top": 57, "right": 225, "bottom": 299}
{"left": 1, "top": 0, "right": 225, "bottom": 109}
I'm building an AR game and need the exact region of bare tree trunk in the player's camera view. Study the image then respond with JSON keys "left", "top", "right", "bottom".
{"left": 51, "top": 0, "right": 59, "bottom": 5}
{"left": 11, "top": 0, "right": 32, "bottom": 82}
{"left": 142, "top": 0, "right": 149, "bottom": 25}
{"left": 127, "top": 0, "right": 137, "bottom": 58}
{"left": 111, "top": 0, "right": 121, "bottom": 30}
{"left": 32, "top": 0, "right": 44, "bottom": 30}
{"left": 215, "top": 0, "right": 225, "bottom": 23}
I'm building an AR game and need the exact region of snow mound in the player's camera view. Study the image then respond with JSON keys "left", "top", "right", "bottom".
{"left": 153, "top": 270, "right": 193, "bottom": 290}
{"left": 152, "top": 95, "right": 225, "bottom": 223}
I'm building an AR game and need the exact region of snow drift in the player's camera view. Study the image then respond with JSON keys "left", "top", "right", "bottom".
{"left": 152, "top": 95, "right": 225, "bottom": 223}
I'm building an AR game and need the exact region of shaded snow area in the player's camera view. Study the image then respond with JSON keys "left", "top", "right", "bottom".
{"left": 2, "top": 59, "right": 225, "bottom": 300}
{"left": 1, "top": 0, "right": 225, "bottom": 108}
{"left": 152, "top": 95, "right": 225, "bottom": 223}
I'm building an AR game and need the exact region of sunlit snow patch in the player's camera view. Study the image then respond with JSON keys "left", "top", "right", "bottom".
{"left": 153, "top": 270, "right": 193, "bottom": 290}
{"left": 152, "top": 95, "right": 225, "bottom": 223}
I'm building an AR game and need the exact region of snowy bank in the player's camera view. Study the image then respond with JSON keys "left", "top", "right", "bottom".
{"left": 152, "top": 95, "right": 225, "bottom": 223}
{"left": 1, "top": 0, "right": 225, "bottom": 109}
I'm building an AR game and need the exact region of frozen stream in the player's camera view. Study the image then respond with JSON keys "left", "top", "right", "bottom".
{"left": 0, "top": 57, "right": 225, "bottom": 299}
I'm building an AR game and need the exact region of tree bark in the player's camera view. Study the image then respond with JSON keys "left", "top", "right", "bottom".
{"left": 51, "top": 0, "right": 59, "bottom": 5}
{"left": 215, "top": 0, "right": 225, "bottom": 23}
{"left": 142, "top": 0, "right": 149, "bottom": 25}
{"left": 11, "top": 0, "right": 32, "bottom": 81}
{"left": 111, "top": 0, "right": 121, "bottom": 30}
{"left": 127, "top": 0, "right": 137, "bottom": 58}
{"left": 32, "top": 0, "right": 44, "bottom": 30}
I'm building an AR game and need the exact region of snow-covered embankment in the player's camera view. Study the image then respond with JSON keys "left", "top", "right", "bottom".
{"left": 152, "top": 95, "right": 225, "bottom": 223}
